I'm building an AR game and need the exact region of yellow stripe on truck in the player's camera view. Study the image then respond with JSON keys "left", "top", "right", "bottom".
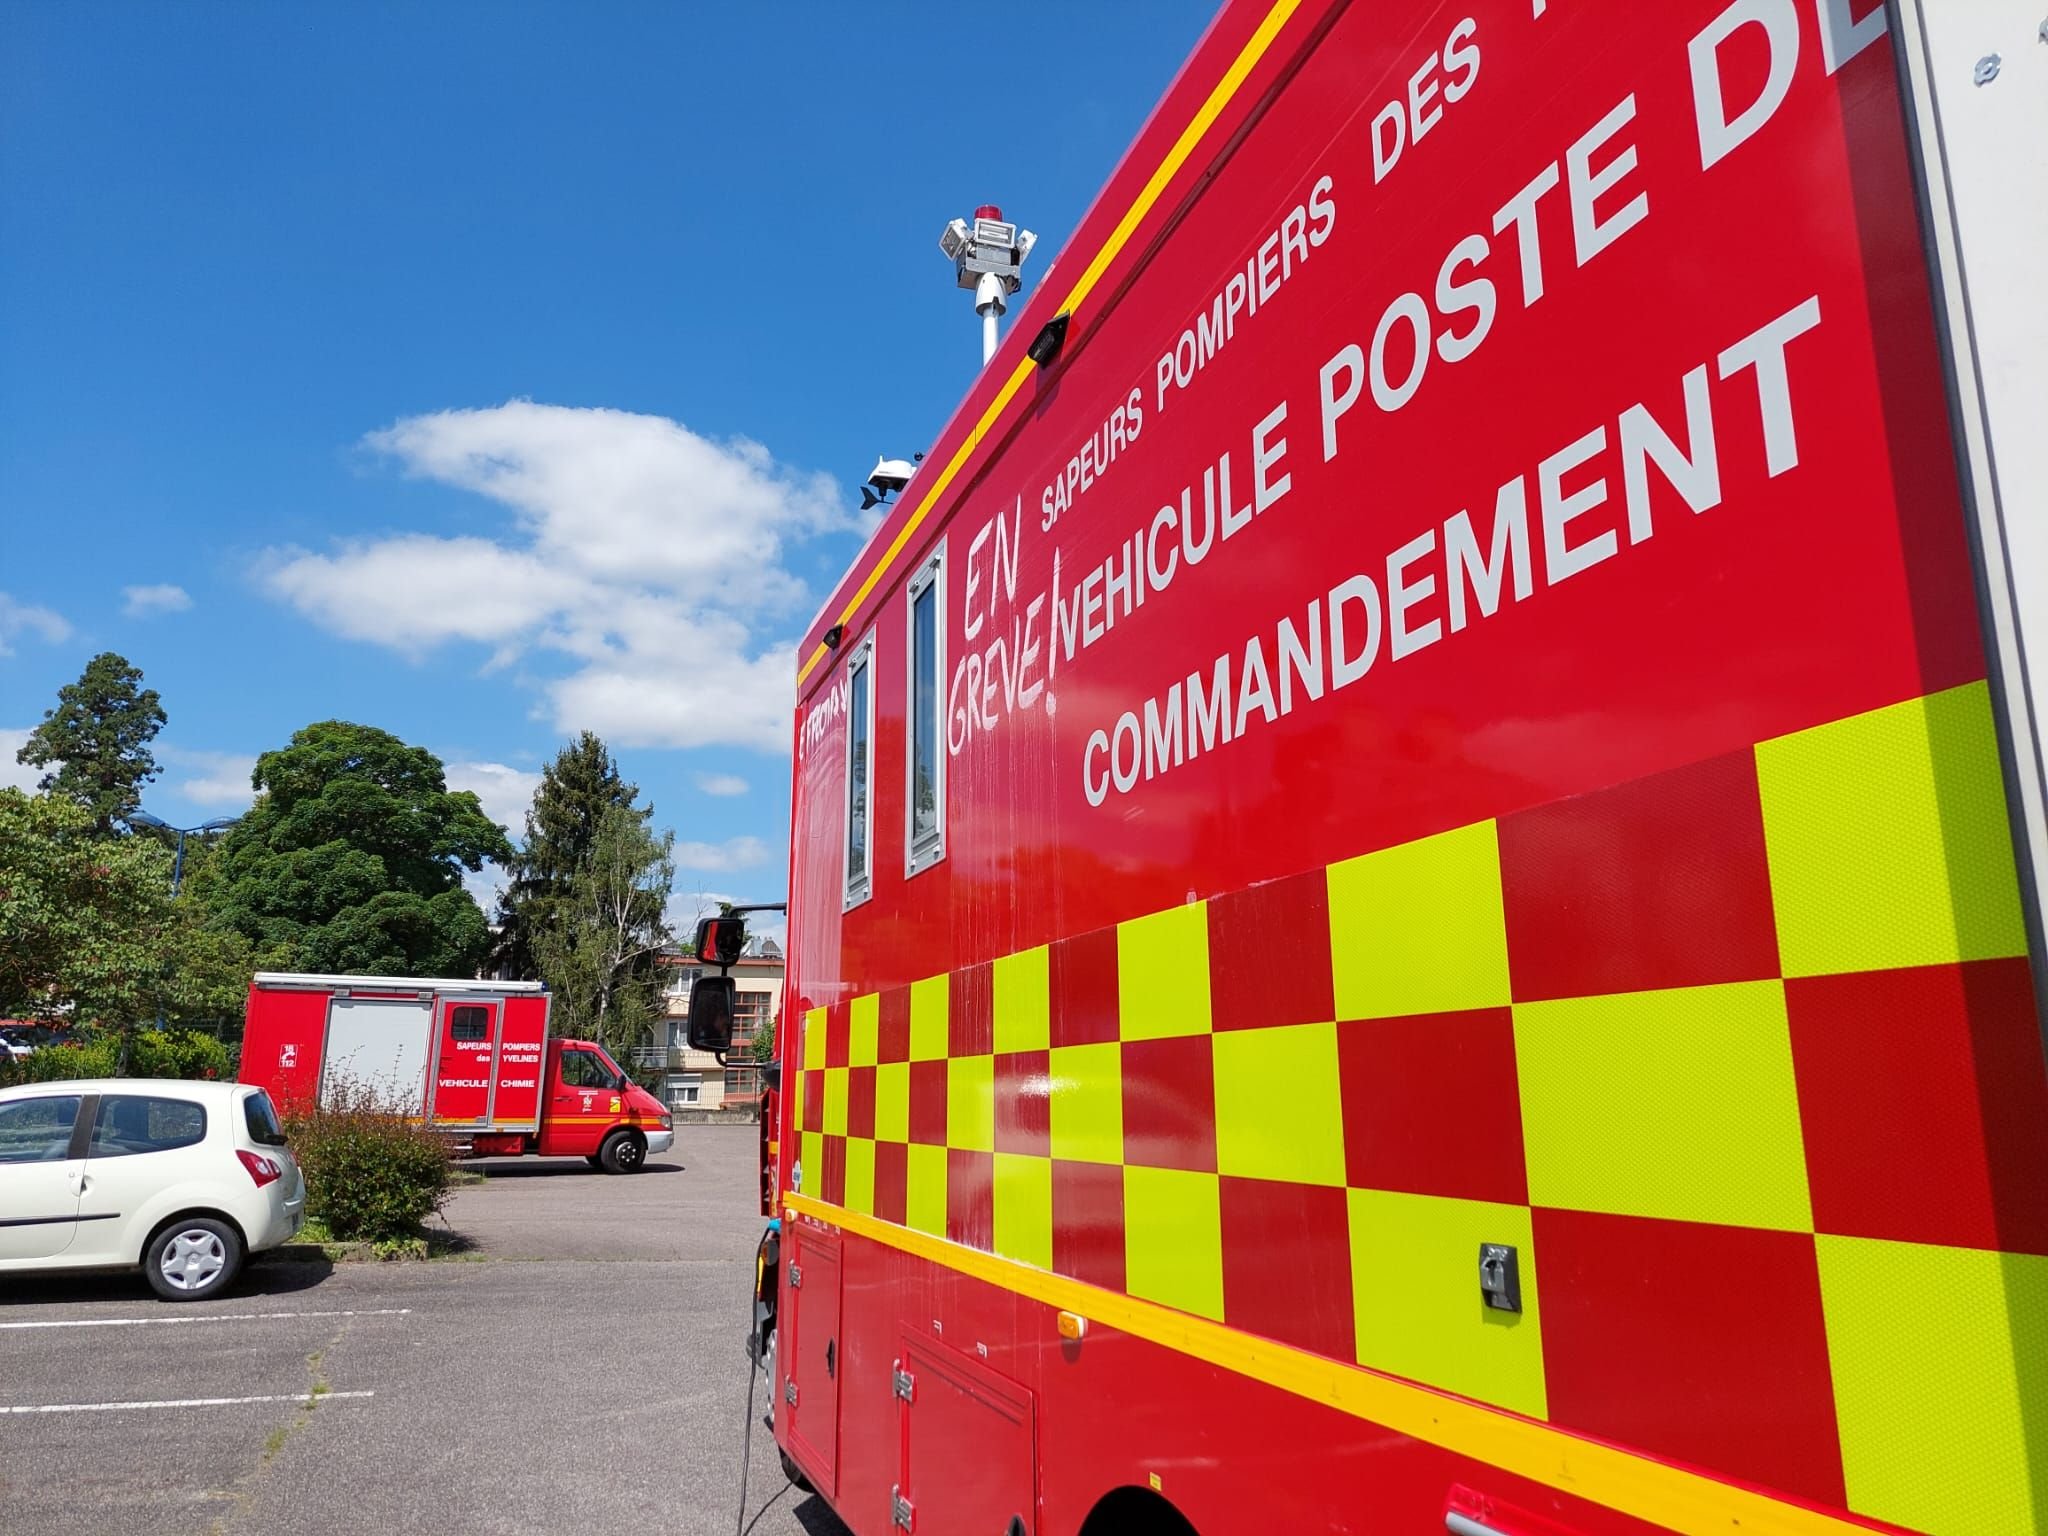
{"left": 783, "top": 1192, "right": 1885, "bottom": 1536}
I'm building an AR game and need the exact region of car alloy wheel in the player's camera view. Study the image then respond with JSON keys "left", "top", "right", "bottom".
{"left": 159, "top": 1228, "right": 227, "bottom": 1292}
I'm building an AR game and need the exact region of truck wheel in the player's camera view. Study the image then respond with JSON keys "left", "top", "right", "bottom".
{"left": 144, "top": 1217, "right": 243, "bottom": 1302}
{"left": 779, "top": 1448, "right": 813, "bottom": 1493}
{"left": 598, "top": 1130, "right": 647, "bottom": 1174}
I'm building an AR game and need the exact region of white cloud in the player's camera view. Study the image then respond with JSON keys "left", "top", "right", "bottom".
{"left": 445, "top": 760, "right": 542, "bottom": 834}
{"left": 0, "top": 593, "right": 70, "bottom": 657}
{"left": 259, "top": 402, "right": 850, "bottom": 752}
{"left": 464, "top": 862, "right": 509, "bottom": 916}
{"left": 0, "top": 729, "right": 42, "bottom": 792}
{"left": 260, "top": 536, "right": 562, "bottom": 655}
{"left": 694, "top": 772, "right": 749, "bottom": 797}
{"left": 672, "top": 834, "right": 777, "bottom": 873}
{"left": 122, "top": 583, "right": 192, "bottom": 618}
{"left": 667, "top": 888, "right": 737, "bottom": 926}
{"left": 158, "top": 746, "right": 259, "bottom": 808}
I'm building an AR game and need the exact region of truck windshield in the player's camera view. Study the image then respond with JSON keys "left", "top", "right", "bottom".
{"left": 560, "top": 1049, "right": 624, "bottom": 1088}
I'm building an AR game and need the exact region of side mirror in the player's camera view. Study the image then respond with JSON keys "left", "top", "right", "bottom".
{"left": 686, "top": 975, "right": 736, "bottom": 1053}
{"left": 760, "top": 1061, "right": 782, "bottom": 1093}
{"left": 694, "top": 916, "right": 746, "bottom": 967}
{"left": 612, "top": 1070, "right": 629, "bottom": 1093}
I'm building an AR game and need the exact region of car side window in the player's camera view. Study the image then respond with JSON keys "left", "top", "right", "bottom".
{"left": 89, "top": 1096, "right": 207, "bottom": 1158}
{"left": 0, "top": 1096, "right": 82, "bottom": 1164}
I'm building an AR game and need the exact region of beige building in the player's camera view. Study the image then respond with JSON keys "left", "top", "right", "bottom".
{"left": 648, "top": 946, "right": 784, "bottom": 1112}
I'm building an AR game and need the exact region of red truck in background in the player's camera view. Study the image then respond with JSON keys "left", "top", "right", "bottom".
{"left": 238, "top": 972, "right": 674, "bottom": 1173}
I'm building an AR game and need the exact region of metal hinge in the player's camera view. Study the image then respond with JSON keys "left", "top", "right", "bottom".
{"left": 891, "top": 1363, "right": 915, "bottom": 1403}
{"left": 788, "top": 1261, "right": 802, "bottom": 1288}
{"left": 783, "top": 1379, "right": 798, "bottom": 1406}
{"left": 890, "top": 1486, "right": 915, "bottom": 1532}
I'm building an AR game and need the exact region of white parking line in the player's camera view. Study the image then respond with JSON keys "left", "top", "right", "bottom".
{"left": 0, "top": 1308, "right": 411, "bottom": 1332}
{"left": 6, "top": 1391, "right": 375, "bottom": 1414}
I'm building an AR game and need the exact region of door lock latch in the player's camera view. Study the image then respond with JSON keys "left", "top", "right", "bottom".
{"left": 1479, "top": 1243, "right": 1521, "bottom": 1314}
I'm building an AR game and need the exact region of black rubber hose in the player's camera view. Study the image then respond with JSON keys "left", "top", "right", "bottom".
{"left": 735, "top": 1222, "right": 781, "bottom": 1536}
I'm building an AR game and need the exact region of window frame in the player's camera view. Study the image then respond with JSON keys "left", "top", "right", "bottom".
{"left": 87, "top": 1094, "right": 208, "bottom": 1159}
{"left": 559, "top": 1048, "right": 614, "bottom": 1090}
{"left": 449, "top": 1004, "right": 491, "bottom": 1042}
{"left": 842, "top": 629, "right": 877, "bottom": 912}
{"left": 904, "top": 545, "right": 947, "bottom": 878}
{"left": 0, "top": 1093, "right": 85, "bottom": 1165}
{"left": 243, "top": 1090, "right": 289, "bottom": 1148}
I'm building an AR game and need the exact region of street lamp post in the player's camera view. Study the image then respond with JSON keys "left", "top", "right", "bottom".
{"left": 127, "top": 809, "right": 243, "bottom": 1041}
{"left": 128, "top": 810, "right": 241, "bottom": 897}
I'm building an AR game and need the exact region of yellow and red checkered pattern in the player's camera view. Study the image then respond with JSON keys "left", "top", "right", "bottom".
{"left": 794, "top": 681, "right": 2048, "bottom": 1536}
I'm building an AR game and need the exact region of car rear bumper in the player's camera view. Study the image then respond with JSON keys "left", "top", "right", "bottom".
{"left": 250, "top": 1174, "right": 307, "bottom": 1251}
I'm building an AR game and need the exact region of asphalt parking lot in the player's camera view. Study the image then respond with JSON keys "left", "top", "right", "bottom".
{"left": 0, "top": 1128, "right": 845, "bottom": 1536}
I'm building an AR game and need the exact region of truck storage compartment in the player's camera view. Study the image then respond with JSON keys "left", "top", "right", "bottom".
{"left": 894, "top": 1336, "right": 1035, "bottom": 1536}
{"left": 784, "top": 1223, "right": 843, "bottom": 1497}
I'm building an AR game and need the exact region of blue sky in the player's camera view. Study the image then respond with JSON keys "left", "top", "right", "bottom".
{"left": 0, "top": 2, "right": 1210, "bottom": 934}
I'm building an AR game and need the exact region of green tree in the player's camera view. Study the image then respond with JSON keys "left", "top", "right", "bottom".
{"left": 749, "top": 1013, "right": 776, "bottom": 1063}
{"left": 492, "top": 732, "right": 641, "bottom": 978}
{"left": 0, "top": 789, "right": 253, "bottom": 1044}
{"left": 531, "top": 803, "right": 674, "bottom": 1063}
{"left": 16, "top": 652, "right": 166, "bottom": 835}
{"left": 197, "top": 722, "right": 512, "bottom": 976}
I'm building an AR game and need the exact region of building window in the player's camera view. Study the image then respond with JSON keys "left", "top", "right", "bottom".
{"left": 844, "top": 632, "right": 875, "bottom": 910}
{"left": 672, "top": 1075, "right": 701, "bottom": 1107}
{"left": 723, "top": 1063, "right": 761, "bottom": 1105}
{"left": 732, "top": 988, "right": 774, "bottom": 1051}
{"left": 906, "top": 546, "right": 946, "bottom": 876}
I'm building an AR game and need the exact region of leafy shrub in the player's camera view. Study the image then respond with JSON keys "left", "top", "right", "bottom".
{"left": 283, "top": 1078, "right": 452, "bottom": 1243}
{"left": 0, "top": 1036, "right": 119, "bottom": 1086}
{"left": 129, "top": 1029, "right": 233, "bottom": 1081}
{"left": 0, "top": 1028, "right": 232, "bottom": 1088}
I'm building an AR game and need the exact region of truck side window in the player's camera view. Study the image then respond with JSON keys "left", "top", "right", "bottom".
{"left": 560, "top": 1050, "right": 609, "bottom": 1088}
{"left": 449, "top": 1005, "right": 489, "bottom": 1041}
{"left": 906, "top": 547, "right": 946, "bottom": 877}
{"left": 843, "top": 632, "right": 876, "bottom": 910}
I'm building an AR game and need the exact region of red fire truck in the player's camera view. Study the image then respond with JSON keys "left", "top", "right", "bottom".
{"left": 240, "top": 973, "right": 674, "bottom": 1172}
{"left": 731, "top": 2, "right": 2048, "bottom": 1533}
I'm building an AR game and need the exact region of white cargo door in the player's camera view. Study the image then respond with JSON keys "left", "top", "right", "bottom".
{"left": 321, "top": 996, "right": 432, "bottom": 1113}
